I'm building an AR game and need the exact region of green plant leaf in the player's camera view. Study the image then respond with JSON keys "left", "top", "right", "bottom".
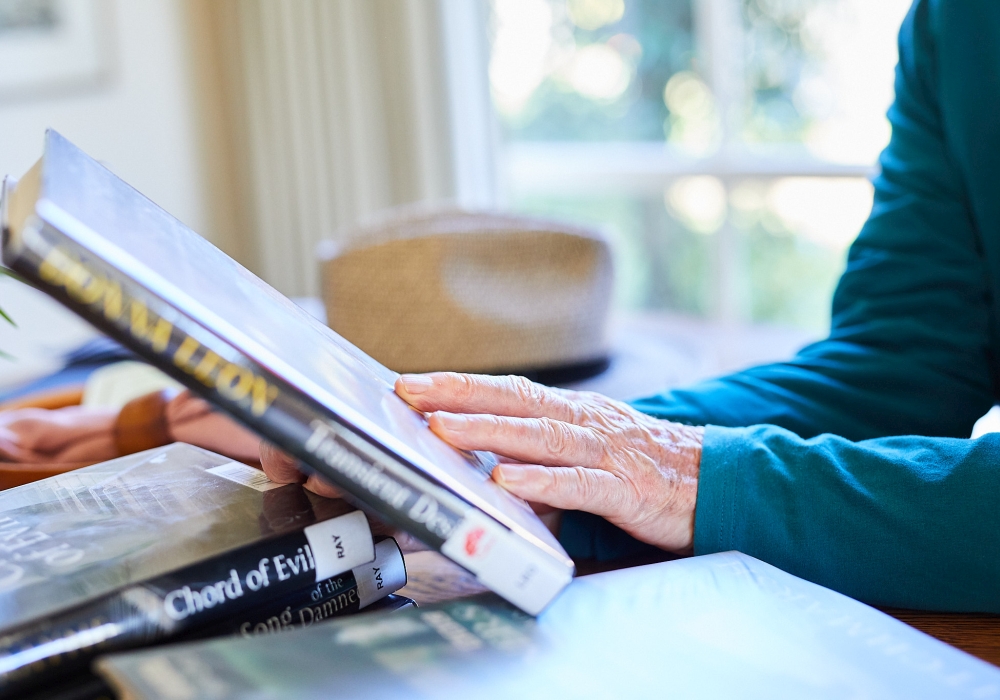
{"left": 0, "top": 265, "right": 18, "bottom": 328}
{"left": 0, "top": 265, "right": 24, "bottom": 280}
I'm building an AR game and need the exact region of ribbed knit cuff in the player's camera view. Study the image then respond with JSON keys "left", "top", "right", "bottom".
{"left": 693, "top": 425, "right": 750, "bottom": 556}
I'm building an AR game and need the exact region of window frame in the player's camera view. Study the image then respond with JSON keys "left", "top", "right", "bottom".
{"left": 477, "top": 0, "right": 891, "bottom": 324}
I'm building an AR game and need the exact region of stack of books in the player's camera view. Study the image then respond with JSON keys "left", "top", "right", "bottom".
{"left": 4, "top": 133, "right": 1000, "bottom": 699}
{"left": 0, "top": 444, "right": 412, "bottom": 698}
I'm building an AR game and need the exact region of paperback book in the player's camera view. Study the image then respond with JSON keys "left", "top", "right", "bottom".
{"left": 0, "top": 443, "right": 395, "bottom": 697}
{"left": 0, "top": 131, "right": 574, "bottom": 616}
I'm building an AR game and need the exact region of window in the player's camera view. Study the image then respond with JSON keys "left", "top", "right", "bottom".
{"left": 488, "top": 0, "right": 912, "bottom": 332}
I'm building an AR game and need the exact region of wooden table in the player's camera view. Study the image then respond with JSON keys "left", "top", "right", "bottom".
{"left": 877, "top": 608, "right": 1000, "bottom": 667}
{"left": 400, "top": 551, "right": 1000, "bottom": 668}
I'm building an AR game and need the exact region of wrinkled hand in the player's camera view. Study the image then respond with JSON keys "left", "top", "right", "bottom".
{"left": 395, "top": 373, "right": 702, "bottom": 554}
{"left": 261, "top": 372, "right": 703, "bottom": 554}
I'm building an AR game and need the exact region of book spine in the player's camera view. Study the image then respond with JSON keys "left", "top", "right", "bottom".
{"left": 0, "top": 511, "right": 373, "bottom": 698}
{"left": 192, "top": 538, "right": 407, "bottom": 640}
{"left": 6, "top": 221, "right": 570, "bottom": 616}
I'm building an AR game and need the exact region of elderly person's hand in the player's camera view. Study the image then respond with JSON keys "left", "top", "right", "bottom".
{"left": 394, "top": 373, "right": 703, "bottom": 554}
{"left": 260, "top": 372, "right": 703, "bottom": 554}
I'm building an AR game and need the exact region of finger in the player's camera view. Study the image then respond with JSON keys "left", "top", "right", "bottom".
{"left": 428, "top": 412, "right": 606, "bottom": 468}
{"left": 259, "top": 441, "right": 306, "bottom": 484}
{"left": 492, "top": 463, "right": 624, "bottom": 516}
{"left": 303, "top": 472, "right": 347, "bottom": 500}
{"left": 261, "top": 442, "right": 348, "bottom": 500}
{"left": 395, "top": 373, "right": 581, "bottom": 423}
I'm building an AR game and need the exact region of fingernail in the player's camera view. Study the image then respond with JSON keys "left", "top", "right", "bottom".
{"left": 435, "top": 412, "right": 468, "bottom": 431}
{"left": 400, "top": 374, "right": 434, "bottom": 394}
{"left": 494, "top": 464, "right": 525, "bottom": 485}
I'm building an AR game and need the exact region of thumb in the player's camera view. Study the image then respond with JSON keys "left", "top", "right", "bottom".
{"left": 259, "top": 441, "right": 306, "bottom": 483}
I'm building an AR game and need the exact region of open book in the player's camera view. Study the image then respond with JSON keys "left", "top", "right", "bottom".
{"left": 1, "top": 130, "right": 574, "bottom": 616}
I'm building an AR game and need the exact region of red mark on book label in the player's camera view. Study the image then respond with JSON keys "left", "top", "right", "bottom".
{"left": 464, "top": 527, "right": 486, "bottom": 557}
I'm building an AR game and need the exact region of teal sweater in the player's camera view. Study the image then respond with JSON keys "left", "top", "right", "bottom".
{"left": 561, "top": 0, "right": 1000, "bottom": 612}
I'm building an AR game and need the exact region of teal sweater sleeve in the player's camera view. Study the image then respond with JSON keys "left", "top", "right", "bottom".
{"left": 632, "top": 0, "right": 995, "bottom": 441}
{"left": 561, "top": 0, "right": 1000, "bottom": 611}
{"left": 696, "top": 427, "right": 1000, "bottom": 612}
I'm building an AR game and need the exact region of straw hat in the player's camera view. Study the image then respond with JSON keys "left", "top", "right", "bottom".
{"left": 318, "top": 208, "right": 614, "bottom": 383}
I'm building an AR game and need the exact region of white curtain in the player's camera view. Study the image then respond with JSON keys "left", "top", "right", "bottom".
{"left": 192, "top": 0, "right": 498, "bottom": 296}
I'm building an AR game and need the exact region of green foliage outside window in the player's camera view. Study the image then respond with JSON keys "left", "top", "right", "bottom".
{"left": 490, "top": 0, "right": 901, "bottom": 331}
{"left": 495, "top": 0, "right": 694, "bottom": 142}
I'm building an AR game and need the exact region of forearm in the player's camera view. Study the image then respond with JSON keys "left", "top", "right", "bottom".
{"left": 695, "top": 426, "right": 1000, "bottom": 612}
{"left": 630, "top": 334, "right": 994, "bottom": 442}
{"left": 562, "top": 422, "right": 1000, "bottom": 612}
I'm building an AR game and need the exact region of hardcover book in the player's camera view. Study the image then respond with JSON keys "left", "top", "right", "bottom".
{"left": 0, "top": 443, "right": 383, "bottom": 697}
{"left": 188, "top": 537, "right": 408, "bottom": 641}
{"left": 96, "top": 552, "right": 1000, "bottom": 700}
{"left": 1, "top": 131, "right": 574, "bottom": 616}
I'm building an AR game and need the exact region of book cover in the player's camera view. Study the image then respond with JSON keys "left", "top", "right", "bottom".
{"left": 0, "top": 443, "right": 376, "bottom": 696}
{"left": 0, "top": 131, "right": 574, "bottom": 616}
{"left": 95, "top": 552, "right": 1000, "bottom": 700}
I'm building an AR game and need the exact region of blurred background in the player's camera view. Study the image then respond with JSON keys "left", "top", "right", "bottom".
{"left": 0, "top": 0, "right": 911, "bottom": 391}
{"left": 494, "top": 0, "right": 909, "bottom": 332}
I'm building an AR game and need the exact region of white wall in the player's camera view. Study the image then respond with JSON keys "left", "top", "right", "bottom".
{"left": 0, "top": 0, "right": 209, "bottom": 237}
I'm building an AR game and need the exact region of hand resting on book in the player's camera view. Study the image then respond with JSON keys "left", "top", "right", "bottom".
{"left": 261, "top": 372, "right": 704, "bottom": 554}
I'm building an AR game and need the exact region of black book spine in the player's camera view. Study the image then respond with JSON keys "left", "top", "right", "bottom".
{"left": 7, "top": 221, "right": 471, "bottom": 550}
{"left": 189, "top": 538, "right": 407, "bottom": 641}
{"left": 0, "top": 512, "right": 374, "bottom": 698}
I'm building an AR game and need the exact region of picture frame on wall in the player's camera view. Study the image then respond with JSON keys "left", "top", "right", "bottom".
{"left": 0, "top": 0, "right": 113, "bottom": 102}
